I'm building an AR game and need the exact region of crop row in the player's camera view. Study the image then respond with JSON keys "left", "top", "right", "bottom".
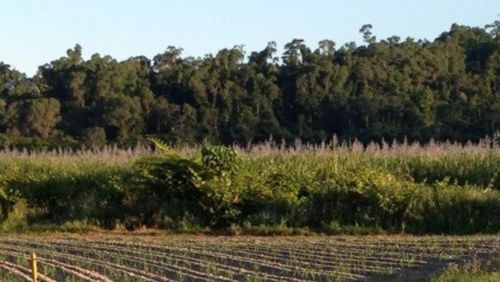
{"left": 0, "top": 235, "right": 497, "bottom": 281}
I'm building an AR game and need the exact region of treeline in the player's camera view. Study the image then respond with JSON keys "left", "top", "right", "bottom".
{"left": 1, "top": 22, "right": 500, "bottom": 147}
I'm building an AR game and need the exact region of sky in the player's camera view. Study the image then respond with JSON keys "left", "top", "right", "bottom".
{"left": 1, "top": 0, "right": 499, "bottom": 76}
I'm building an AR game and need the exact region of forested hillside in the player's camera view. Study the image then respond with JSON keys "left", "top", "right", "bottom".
{"left": 1, "top": 22, "right": 500, "bottom": 147}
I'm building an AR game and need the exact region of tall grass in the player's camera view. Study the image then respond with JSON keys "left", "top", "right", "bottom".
{"left": 0, "top": 138, "right": 498, "bottom": 234}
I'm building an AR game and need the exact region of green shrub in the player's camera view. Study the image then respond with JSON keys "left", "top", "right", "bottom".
{"left": 0, "top": 144, "right": 498, "bottom": 234}
{"left": 0, "top": 200, "right": 29, "bottom": 232}
{"left": 128, "top": 141, "right": 242, "bottom": 228}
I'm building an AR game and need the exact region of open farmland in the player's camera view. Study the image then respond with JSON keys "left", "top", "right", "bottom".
{"left": 0, "top": 142, "right": 498, "bottom": 281}
{"left": 0, "top": 234, "right": 497, "bottom": 281}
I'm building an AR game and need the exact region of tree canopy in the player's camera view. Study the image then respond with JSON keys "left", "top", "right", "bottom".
{"left": 1, "top": 22, "right": 500, "bottom": 147}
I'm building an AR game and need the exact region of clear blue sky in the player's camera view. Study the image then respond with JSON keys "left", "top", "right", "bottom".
{"left": 1, "top": 0, "right": 499, "bottom": 76}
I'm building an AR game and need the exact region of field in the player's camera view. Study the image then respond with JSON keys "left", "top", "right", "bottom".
{"left": 0, "top": 139, "right": 499, "bottom": 234}
{"left": 0, "top": 141, "right": 499, "bottom": 280}
{"left": 0, "top": 234, "right": 497, "bottom": 281}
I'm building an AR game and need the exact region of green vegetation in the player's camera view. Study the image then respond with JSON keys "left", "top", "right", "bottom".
{"left": 0, "top": 234, "right": 497, "bottom": 281}
{"left": 0, "top": 140, "right": 498, "bottom": 234}
{"left": 433, "top": 258, "right": 500, "bottom": 282}
{"left": 1, "top": 21, "right": 500, "bottom": 148}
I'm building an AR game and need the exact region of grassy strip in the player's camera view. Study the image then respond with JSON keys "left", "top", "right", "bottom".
{"left": 0, "top": 145, "right": 498, "bottom": 234}
{"left": 433, "top": 262, "right": 500, "bottom": 282}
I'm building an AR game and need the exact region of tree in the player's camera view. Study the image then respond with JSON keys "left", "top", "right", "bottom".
{"left": 360, "top": 24, "right": 376, "bottom": 44}
{"left": 282, "top": 39, "right": 309, "bottom": 66}
{"left": 82, "top": 127, "right": 107, "bottom": 148}
{"left": 96, "top": 95, "right": 144, "bottom": 144}
{"left": 485, "top": 18, "right": 500, "bottom": 38}
{"left": 318, "top": 40, "right": 336, "bottom": 56}
{"left": 249, "top": 41, "right": 278, "bottom": 70}
{"left": 22, "top": 98, "right": 61, "bottom": 138}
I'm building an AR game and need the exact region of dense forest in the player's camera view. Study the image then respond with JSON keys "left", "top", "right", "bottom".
{"left": 1, "top": 22, "right": 500, "bottom": 147}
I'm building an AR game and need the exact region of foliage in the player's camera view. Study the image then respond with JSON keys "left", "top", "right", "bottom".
{"left": 433, "top": 259, "right": 500, "bottom": 282}
{"left": 0, "top": 142, "right": 498, "bottom": 234}
{"left": 127, "top": 142, "right": 241, "bottom": 228}
{"left": 1, "top": 20, "right": 500, "bottom": 147}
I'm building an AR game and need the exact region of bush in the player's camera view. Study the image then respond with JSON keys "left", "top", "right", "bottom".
{"left": 127, "top": 140, "right": 241, "bottom": 228}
